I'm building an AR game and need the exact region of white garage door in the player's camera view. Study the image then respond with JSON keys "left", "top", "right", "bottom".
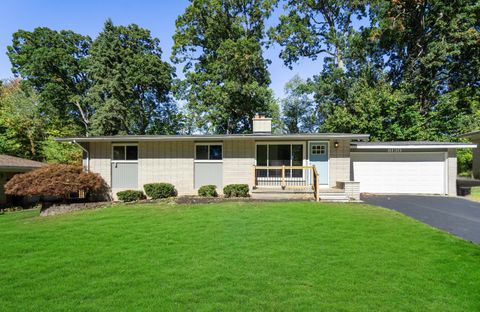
{"left": 351, "top": 152, "right": 446, "bottom": 194}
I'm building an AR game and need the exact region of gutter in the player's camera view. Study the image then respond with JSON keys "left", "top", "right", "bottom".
{"left": 351, "top": 144, "right": 477, "bottom": 149}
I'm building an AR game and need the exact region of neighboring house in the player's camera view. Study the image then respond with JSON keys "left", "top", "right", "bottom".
{"left": 0, "top": 155, "right": 45, "bottom": 206}
{"left": 459, "top": 130, "right": 480, "bottom": 179}
{"left": 57, "top": 115, "right": 476, "bottom": 200}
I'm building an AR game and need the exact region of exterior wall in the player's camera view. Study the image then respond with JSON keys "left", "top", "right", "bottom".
{"left": 89, "top": 142, "right": 112, "bottom": 187}
{"left": 223, "top": 140, "right": 255, "bottom": 188}
{"left": 472, "top": 140, "right": 480, "bottom": 179}
{"left": 328, "top": 139, "right": 351, "bottom": 187}
{"left": 448, "top": 149, "right": 457, "bottom": 196}
{"left": 138, "top": 141, "right": 195, "bottom": 195}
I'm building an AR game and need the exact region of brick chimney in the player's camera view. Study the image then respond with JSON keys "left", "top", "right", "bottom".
{"left": 252, "top": 113, "right": 272, "bottom": 134}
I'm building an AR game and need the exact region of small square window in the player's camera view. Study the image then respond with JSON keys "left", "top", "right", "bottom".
{"left": 196, "top": 145, "right": 209, "bottom": 160}
{"left": 113, "top": 146, "right": 125, "bottom": 160}
{"left": 209, "top": 145, "right": 222, "bottom": 160}
{"left": 312, "top": 145, "right": 326, "bottom": 155}
{"left": 126, "top": 146, "right": 138, "bottom": 160}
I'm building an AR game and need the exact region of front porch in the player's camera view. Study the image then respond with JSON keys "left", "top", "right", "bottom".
{"left": 251, "top": 165, "right": 358, "bottom": 202}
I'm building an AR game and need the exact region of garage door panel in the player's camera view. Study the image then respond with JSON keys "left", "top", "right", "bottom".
{"left": 352, "top": 152, "right": 446, "bottom": 194}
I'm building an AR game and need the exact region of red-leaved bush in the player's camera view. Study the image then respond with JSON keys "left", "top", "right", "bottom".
{"left": 5, "top": 164, "right": 108, "bottom": 200}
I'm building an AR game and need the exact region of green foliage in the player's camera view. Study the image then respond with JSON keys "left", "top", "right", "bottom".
{"left": 143, "top": 183, "right": 176, "bottom": 199}
{"left": 457, "top": 149, "right": 473, "bottom": 176}
{"left": 116, "top": 190, "right": 146, "bottom": 202}
{"left": 7, "top": 27, "right": 92, "bottom": 134}
{"left": 281, "top": 75, "right": 316, "bottom": 133}
{"left": 0, "top": 80, "right": 82, "bottom": 163}
{"left": 172, "top": 0, "right": 278, "bottom": 133}
{"left": 269, "top": 0, "right": 367, "bottom": 69}
{"left": 198, "top": 185, "right": 218, "bottom": 197}
{"left": 89, "top": 20, "right": 177, "bottom": 136}
{"left": 223, "top": 184, "right": 250, "bottom": 198}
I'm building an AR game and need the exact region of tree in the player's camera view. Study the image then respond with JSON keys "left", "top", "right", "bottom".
{"left": 371, "top": 0, "right": 480, "bottom": 139}
{"left": 281, "top": 75, "right": 316, "bottom": 133}
{"left": 0, "top": 80, "right": 82, "bottom": 163}
{"left": 88, "top": 20, "right": 176, "bottom": 135}
{"left": 269, "top": 0, "right": 367, "bottom": 70}
{"left": 0, "top": 80, "right": 45, "bottom": 159}
{"left": 172, "top": 0, "right": 278, "bottom": 134}
{"left": 7, "top": 28, "right": 92, "bottom": 134}
{"left": 4, "top": 164, "right": 108, "bottom": 202}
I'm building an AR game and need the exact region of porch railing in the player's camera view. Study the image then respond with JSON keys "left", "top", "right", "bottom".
{"left": 252, "top": 165, "right": 319, "bottom": 201}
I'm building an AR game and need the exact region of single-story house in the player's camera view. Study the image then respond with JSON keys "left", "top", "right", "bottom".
{"left": 0, "top": 154, "right": 45, "bottom": 206}
{"left": 56, "top": 115, "right": 476, "bottom": 200}
{"left": 459, "top": 130, "right": 480, "bottom": 179}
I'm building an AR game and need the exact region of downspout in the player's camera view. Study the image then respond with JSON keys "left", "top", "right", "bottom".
{"left": 72, "top": 140, "right": 90, "bottom": 172}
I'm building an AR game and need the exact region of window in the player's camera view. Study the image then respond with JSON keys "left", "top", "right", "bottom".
{"left": 312, "top": 144, "right": 326, "bottom": 155}
{"left": 256, "top": 144, "right": 304, "bottom": 178}
{"left": 195, "top": 144, "right": 222, "bottom": 161}
{"left": 112, "top": 145, "right": 138, "bottom": 161}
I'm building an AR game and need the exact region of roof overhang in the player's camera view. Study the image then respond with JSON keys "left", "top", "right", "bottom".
{"left": 351, "top": 142, "right": 477, "bottom": 150}
{"left": 0, "top": 166, "right": 40, "bottom": 172}
{"left": 459, "top": 130, "right": 480, "bottom": 141}
{"left": 56, "top": 133, "right": 370, "bottom": 143}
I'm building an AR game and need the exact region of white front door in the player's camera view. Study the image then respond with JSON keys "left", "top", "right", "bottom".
{"left": 351, "top": 152, "right": 446, "bottom": 194}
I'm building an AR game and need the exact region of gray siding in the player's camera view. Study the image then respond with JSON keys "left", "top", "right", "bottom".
{"left": 194, "top": 163, "right": 223, "bottom": 189}
{"left": 112, "top": 162, "right": 138, "bottom": 189}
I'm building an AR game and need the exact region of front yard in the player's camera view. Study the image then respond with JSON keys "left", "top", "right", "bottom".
{"left": 1, "top": 202, "right": 480, "bottom": 311}
{"left": 469, "top": 187, "right": 480, "bottom": 201}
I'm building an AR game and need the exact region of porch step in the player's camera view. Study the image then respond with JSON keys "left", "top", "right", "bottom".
{"left": 318, "top": 192, "right": 350, "bottom": 202}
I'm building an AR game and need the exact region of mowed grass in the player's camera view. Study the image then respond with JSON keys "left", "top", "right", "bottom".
{"left": 469, "top": 187, "right": 480, "bottom": 201}
{"left": 1, "top": 202, "right": 480, "bottom": 311}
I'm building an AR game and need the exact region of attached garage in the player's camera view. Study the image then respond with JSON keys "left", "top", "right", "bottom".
{"left": 350, "top": 142, "right": 477, "bottom": 196}
{"left": 351, "top": 152, "right": 447, "bottom": 194}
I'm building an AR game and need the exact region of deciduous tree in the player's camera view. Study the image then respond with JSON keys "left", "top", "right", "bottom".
{"left": 172, "top": 0, "right": 278, "bottom": 133}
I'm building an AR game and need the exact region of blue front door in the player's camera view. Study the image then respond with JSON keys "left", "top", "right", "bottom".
{"left": 309, "top": 142, "right": 328, "bottom": 185}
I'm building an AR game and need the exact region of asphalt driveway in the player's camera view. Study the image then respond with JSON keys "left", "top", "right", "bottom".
{"left": 362, "top": 195, "right": 480, "bottom": 244}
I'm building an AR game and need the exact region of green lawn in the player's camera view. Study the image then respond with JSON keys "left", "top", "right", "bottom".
{"left": 1, "top": 202, "right": 480, "bottom": 311}
{"left": 469, "top": 187, "right": 480, "bottom": 201}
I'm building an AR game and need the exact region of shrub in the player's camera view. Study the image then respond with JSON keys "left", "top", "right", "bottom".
{"left": 198, "top": 185, "right": 218, "bottom": 197}
{"left": 117, "top": 190, "right": 145, "bottom": 202}
{"left": 4, "top": 164, "right": 108, "bottom": 201}
{"left": 143, "top": 183, "right": 176, "bottom": 199}
{"left": 223, "top": 184, "right": 250, "bottom": 198}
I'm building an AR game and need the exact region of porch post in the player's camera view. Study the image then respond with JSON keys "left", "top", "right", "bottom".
{"left": 281, "top": 165, "right": 286, "bottom": 189}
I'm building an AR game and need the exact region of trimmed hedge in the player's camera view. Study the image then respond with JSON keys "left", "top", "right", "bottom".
{"left": 198, "top": 185, "right": 218, "bottom": 197}
{"left": 223, "top": 184, "right": 249, "bottom": 198}
{"left": 143, "top": 183, "right": 176, "bottom": 199}
{"left": 117, "top": 190, "right": 145, "bottom": 202}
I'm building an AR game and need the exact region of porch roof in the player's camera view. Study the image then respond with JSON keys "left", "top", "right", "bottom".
{"left": 55, "top": 133, "right": 370, "bottom": 143}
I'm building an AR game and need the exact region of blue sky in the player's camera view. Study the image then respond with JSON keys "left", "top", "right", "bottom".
{"left": 0, "top": 0, "right": 324, "bottom": 98}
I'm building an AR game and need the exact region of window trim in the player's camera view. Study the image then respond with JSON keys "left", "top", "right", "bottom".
{"left": 194, "top": 142, "right": 223, "bottom": 162}
{"left": 111, "top": 143, "right": 139, "bottom": 163}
